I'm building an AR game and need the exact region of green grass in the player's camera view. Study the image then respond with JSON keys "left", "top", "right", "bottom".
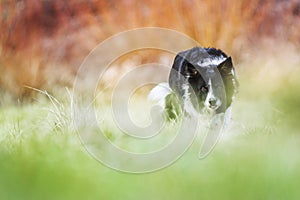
{"left": 0, "top": 72, "right": 300, "bottom": 200}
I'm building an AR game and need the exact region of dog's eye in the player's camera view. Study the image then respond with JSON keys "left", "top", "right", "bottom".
{"left": 189, "top": 68, "right": 198, "bottom": 75}
{"left": 200, "top": 86, "right": 208, "bottom": 93}
{"left": 187, "top": 69, "right": 198, "bottom": 76}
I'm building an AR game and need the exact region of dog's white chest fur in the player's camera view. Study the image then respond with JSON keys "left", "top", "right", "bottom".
{"left": 181, "top": 82, "right": 199, "bottom": 117}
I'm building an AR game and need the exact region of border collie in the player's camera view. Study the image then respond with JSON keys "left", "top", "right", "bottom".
{"left": 149, "top": 47, "right": 239, "bottom": 121}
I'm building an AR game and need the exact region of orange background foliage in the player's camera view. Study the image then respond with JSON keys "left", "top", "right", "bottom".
{"left": 0, "top": 0, "right": 299, "bottom": 97}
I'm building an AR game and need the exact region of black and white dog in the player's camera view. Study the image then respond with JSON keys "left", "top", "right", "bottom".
{"left": 149, "top": 47, "right": 238, "bottom": 122}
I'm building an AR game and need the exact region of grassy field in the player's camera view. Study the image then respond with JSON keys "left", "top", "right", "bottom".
{"left": 1, "top": 1, "right": 300, "bottom": 199}
{"left": 0, "top": 60, "right": 300, "bottom": 200}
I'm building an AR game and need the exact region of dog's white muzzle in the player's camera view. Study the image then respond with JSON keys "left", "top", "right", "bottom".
{"left": 204, "top": 79, "right": 222, "bottom": 110}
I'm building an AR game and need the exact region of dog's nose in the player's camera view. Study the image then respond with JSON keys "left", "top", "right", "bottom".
{"left": 209, "top": 98, "right": 216, "bottom": 106}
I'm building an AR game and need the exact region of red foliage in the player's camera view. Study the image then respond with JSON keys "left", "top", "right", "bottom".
{"left": 0, "top": 0, "right": 299, "bottom": 97}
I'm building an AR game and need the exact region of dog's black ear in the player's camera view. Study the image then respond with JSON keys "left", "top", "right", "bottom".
{"left": 171, "top": 54, "right": 187, "bottom": 71}
{"left": 169, "top": 54, "right": 189, "bottom": 95}
{"left": 217, "top": 56, "right": 239, "bottom": 108}
{"left": 217, "top": 57, "right": 233, "bottom": 75}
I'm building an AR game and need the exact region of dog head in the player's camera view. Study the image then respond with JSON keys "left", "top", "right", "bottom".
{"left": 169, "top": 47, "right": 238, "bottom": 114}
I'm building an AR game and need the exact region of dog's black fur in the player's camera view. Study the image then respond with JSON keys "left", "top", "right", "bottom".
{"left": 167, "top": 47, "right": 238, "bottom": 117}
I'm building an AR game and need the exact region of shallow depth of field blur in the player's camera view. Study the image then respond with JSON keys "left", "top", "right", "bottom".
{"left": 1, "top": 0, "right": 300, "bottom": 200}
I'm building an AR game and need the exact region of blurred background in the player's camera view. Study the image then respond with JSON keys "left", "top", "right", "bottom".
{"left": 1, "top": 1, "right": 300, "bottom": 200}
{"left": 1, "top": 0, "right": 300, "bottom": 98}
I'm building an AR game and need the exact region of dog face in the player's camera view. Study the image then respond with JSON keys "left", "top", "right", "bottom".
{"left": 169, "top": 47, "right": 238, "bottom": 114}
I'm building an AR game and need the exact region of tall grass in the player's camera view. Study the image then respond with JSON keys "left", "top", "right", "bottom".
{"left": 0, "top": 63, "right": 300, "bottom": 199}
{"left": 0, "top": 2, "right": 300, "bottom": 199}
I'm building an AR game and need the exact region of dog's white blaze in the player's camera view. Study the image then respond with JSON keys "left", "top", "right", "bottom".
{"left": 197, "top": 57, "right": 226, "bottom": 67}
{"left": 204, "top": 78, "right": 222, "bottom": 110}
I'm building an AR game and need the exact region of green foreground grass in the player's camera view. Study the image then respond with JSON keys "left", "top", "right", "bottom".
{"left": 1, "top": 72, "right": 300, "bottom": 200}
